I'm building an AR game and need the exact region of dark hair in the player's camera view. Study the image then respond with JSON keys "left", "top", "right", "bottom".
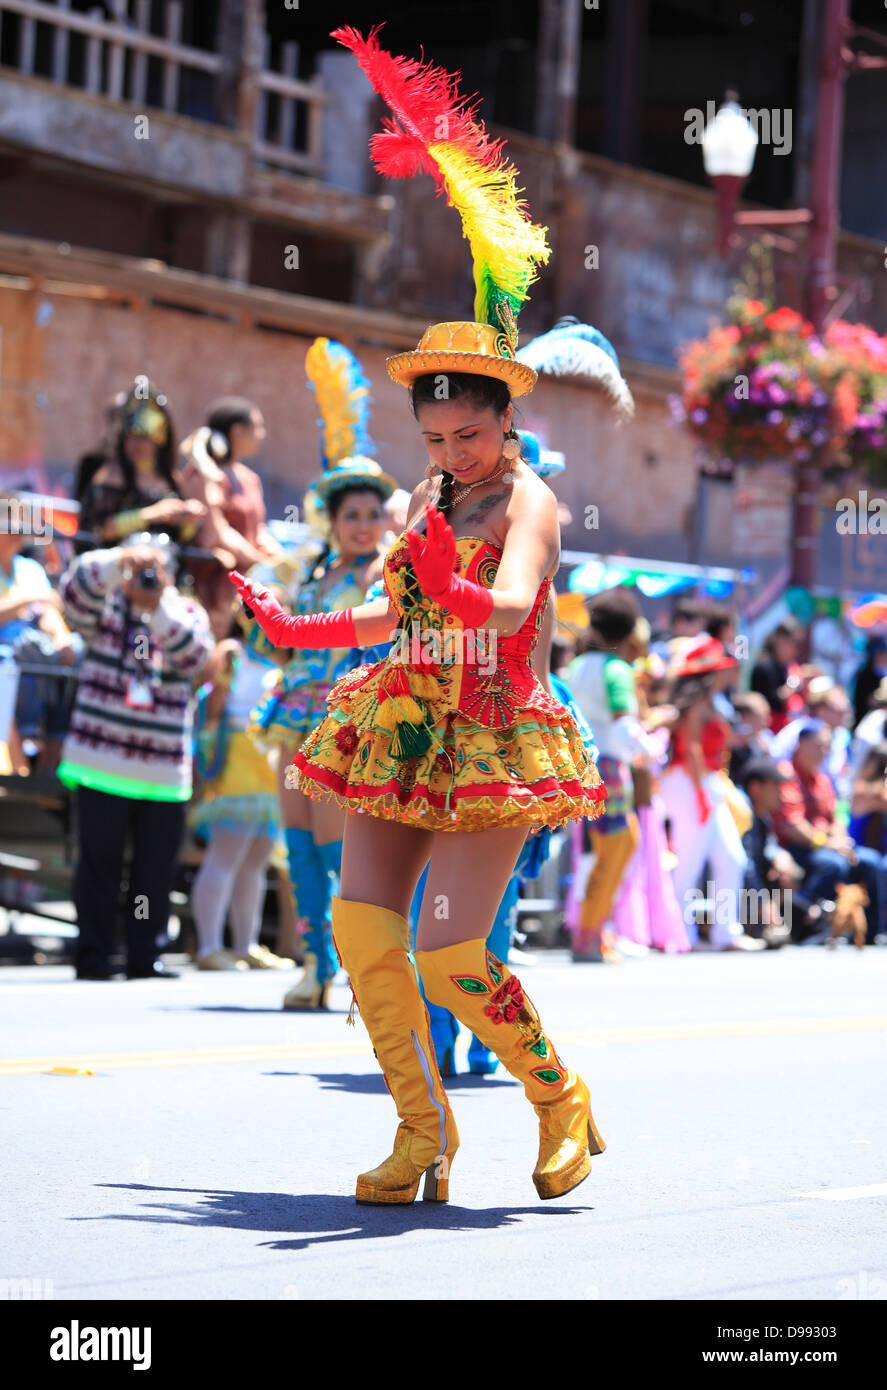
{"left": 765, "top": 617, "right": 801, "bottom": 654}
{"left": 706, "top": 605, "right": 735, "bottom": 643}
{"left": 409, "top": 371, "right": 513, "bottom": 521}
{"left": 578, "top": 587, "right": 641, "bottom": 651}
{"left": 740, "top": 758, "right": 785, "bottom": 790}
{"left": 76, "top": 394, "right": 179, "bottom": 503}
{"left": 861, "top": 741, "right": 887, "bottom": 782}
{"left": 672, "top": 597, "right": 708, "bottom": 626}
{"left": 326, "top": 483, "right": 387, "bottom": 521}
{"left": 205, "top": 396, "right": 259, "bottom": 463}
{"left": 671, "top": 670, "right": 719, "bottom": 712}
{"left": 796, "top": 720, "right": 826, "bottom": 743}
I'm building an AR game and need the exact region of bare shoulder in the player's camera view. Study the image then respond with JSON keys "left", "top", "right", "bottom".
{"left": 502, "top": 466, "right": 560, "bottom": 574}
{"left": 506, "top": 465, "right": 559, "bottom": 528}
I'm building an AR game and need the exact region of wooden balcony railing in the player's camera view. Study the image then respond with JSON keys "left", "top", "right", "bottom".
{"left": 0, "top": 0, "right": 325, "bottom": 174}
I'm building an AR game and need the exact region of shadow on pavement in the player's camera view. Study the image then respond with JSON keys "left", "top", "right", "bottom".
{"left": 263, "top": 1070, "right": 516, "bottom": 1093}
{"left": 151, "top": 1005, "right": 348, "bottom": 1016}
{"left": 89, "top": 1182, "right": 592, "bottom": 1250}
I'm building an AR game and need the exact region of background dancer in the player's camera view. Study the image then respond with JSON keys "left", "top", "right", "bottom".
{"left": 189, "top": 613, "right": 290, "bottom": 972}
{"left": 249, "top": 338, "right": 395, "bottom": 1010}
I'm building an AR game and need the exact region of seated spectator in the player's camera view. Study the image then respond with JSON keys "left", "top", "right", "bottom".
{"left": 847, "top": 680, "right": 887, "bottom": 794}
{"left": 0, "top": 494, "right": 80, "bottom": 772}
{"left": 739, "top": 758, "right": 799, "bottom": 942}
{"left": 773, "top": 724, "right": 886, "bottom": 944}
{"left": 769, "top": 679, "right": 853, "bottom": 795}
{"left": 57, "top": 539, "right": 213, "bottom": 979}
{"left": 851, "top": 635, "right": 887, "bottom": 729}
{"left": 728, "top": 691, "right": 773, "bottom": 784}
{"left": 848, "top": 742, "right": 887, "bottom": 856}
{"left": 750, "top": 618, "right": 805, "bottom": 733}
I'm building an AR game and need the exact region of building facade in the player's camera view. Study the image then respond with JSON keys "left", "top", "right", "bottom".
{"left": 0, "top": 0, "right": 885, "bottom": 600}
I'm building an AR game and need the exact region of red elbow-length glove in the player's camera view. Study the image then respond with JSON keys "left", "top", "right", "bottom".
{"left": 228, "top": 571, "right": 357, "bottom": 649}
{"left": 406, "top": 505, "right": 494, "bottom": 626}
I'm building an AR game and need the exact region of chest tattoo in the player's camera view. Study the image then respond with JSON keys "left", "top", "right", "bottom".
{"left": 460, "top": 491, "right": 508, "bottom": 526}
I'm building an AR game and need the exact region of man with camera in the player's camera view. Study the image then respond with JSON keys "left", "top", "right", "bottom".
{"left": 57, "top": 536, "right": 213, "bottom": 979}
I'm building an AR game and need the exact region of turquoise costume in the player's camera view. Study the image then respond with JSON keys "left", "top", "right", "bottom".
{"left": 250, "top": 556, "right": 372, "bottom": 749}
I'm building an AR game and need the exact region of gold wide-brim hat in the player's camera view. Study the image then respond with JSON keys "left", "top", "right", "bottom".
{"left": 387, "top": 322, "right": 538, "bottom": 398}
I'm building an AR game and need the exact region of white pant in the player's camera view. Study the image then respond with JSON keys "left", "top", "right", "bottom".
{"left": 660, "top": 767, "right": 747, "bottom": 947}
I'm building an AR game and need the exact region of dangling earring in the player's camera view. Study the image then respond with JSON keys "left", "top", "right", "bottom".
{"left": 500, "top": 431, "right": 521, "bottom": 483}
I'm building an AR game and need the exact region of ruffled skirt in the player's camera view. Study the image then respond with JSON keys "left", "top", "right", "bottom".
{"left": 287, "top": 662, "right": 606, "bottom": 834}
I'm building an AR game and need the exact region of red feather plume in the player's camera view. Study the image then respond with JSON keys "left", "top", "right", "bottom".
{"left": 331, "top": 25, "right": 504, "bottom": 184}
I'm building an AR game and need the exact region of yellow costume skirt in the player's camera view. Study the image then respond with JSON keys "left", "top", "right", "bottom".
{"left": 287, "top": 700, "right": 606, "bottom": 834}
{"left": 190, "top": 729, "right": 280, "bottom": 839}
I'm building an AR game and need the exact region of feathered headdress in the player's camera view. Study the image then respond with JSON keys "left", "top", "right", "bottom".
{"left": 301, "top": 337, "right": 397, "bottom": 538}
{"left": 333, "top": 25, "right": 549, "bottom": 393}
{"left": 305, "top": 337, "right": 374, "bottom": 470}
{"left": 516, "top": 319, "right": 635, "bottom": 421}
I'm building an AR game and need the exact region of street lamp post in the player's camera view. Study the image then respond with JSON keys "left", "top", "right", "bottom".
{"left": 701, "top": 0, "right": 852, "bottom": 591}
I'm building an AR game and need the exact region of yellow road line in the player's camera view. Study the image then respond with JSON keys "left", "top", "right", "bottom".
{"left": 2, "top": 1014, "right": 885, "bottom": 1076}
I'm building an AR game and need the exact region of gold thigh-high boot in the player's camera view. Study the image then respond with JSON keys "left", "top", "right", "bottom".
{"left": 415, "top": 939, "right": 605, "bottom": 1200}
{"left": 332, "top": 897, "right": 459, "bottom": 1204}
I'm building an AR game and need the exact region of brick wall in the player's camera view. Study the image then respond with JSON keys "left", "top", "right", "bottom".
{"left": 0, "top": 283, "right": 698, "bottom": 560}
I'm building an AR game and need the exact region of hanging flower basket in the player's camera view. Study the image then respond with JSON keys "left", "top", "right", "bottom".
{"left": 821, "top": 320, "right": 887, "bottom": 484}
{"left": 676, "top": 297, "right": 887, "bottom": 483}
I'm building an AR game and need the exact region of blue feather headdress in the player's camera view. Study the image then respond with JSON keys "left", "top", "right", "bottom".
{"left": 515, "top": 318, "right": 634, "bottom": 421}
{"left": 306, "top": 337, "right": 375, "bottom": 470}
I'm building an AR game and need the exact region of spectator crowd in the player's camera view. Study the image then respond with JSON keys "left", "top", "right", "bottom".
{"left": 2, "top": 383, "right": 887, "bottom": 979}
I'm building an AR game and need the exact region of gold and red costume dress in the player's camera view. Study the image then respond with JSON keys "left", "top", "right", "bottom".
{"left": 288, "top": 533, "right": 606, "bottom": 833}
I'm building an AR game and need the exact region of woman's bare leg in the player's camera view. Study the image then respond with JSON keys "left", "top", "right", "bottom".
{"left": 277, "top": 744, "right": 311, "bottom": 829}
{"left": 309, "top": 795, "right": 347, "bottom": 847}
{"left": 339, "top": 813, "right": 434, "bottom": 920}
{"left": 416, "top": 825, "right": 529, "bottom": 951}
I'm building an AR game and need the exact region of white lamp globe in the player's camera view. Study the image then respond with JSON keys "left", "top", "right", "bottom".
{"left": 702, "top": 97, "right": 758, "bottom": 178}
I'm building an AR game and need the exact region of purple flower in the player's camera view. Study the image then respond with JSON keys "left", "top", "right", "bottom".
{"left": 811, "top": 390, "right": 828, "bottom": 407}
{"left": 767, "top": 410, "right": 784, "bottom": 424}
{"left": 691, "top": 408, "right": 708, "bottom": 424}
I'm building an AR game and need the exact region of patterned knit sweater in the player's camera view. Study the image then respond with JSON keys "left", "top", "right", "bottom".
{"left": 57, "top": 549, "right": 213, "bottom": 801}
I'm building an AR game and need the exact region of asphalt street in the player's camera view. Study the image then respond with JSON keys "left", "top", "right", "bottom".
{"left": 2, "top": 944, "right": 886, "bottom": 1301}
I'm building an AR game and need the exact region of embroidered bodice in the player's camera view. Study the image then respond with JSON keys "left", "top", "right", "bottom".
{"left": 333, "top": 534, "right": 564, "bottom": 731}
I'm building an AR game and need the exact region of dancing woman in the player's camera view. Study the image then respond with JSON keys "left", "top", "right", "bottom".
{"left": 229, "top": 30, "right": 606, "bottom": 1204}
{"left": 249, "top": 338, "right": 395, "bottom": 1010}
